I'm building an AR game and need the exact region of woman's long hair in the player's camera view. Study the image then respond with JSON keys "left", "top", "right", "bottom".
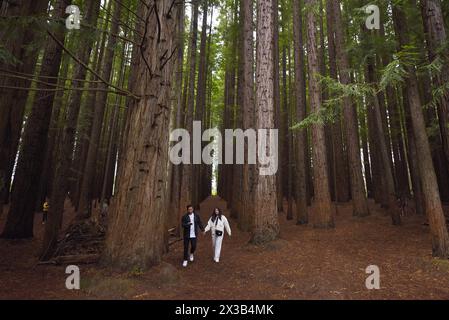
{"left": 211, "top": 207, "right": 222, "bottom": 222}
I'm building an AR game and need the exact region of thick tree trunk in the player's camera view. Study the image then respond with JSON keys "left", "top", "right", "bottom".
{"left": 103, "top": 0, "right": 178, "bottom": 270}
{"left": 250, "top": 0, "right": 280, "bottom": 244}
{"left": 305, "top": 0, "right": 334, "bottom": 228}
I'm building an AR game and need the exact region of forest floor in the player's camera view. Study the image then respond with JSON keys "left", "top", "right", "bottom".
{"left": 1, "top": 196, "right": 449, "bottom": 299}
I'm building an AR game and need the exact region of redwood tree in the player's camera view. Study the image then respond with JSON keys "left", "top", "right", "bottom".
{"left": 103, "top": 0, "right": 179, "bottom": 269}
{"left": 304, "top": 0, "right": 334, "bottom": 228}
{"left": 251, "top": 0, "right": 280, "bottom": 244}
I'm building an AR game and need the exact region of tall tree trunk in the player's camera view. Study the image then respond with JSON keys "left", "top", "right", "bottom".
{"left": 273, "top": 0, "right": 283, "bottom": 213}
{"left": 250, "top": 0, "right": 280, "bottom": 244}
{"left": 293, "top": 0, "right": 308, "bottom": 225}
{"left": 239, "top": 0, "right": 255, "bottom": 231}
{"left": 179, "top": 0, "right": 199, "bottom": 216}
{"left": 103, "top": 0, "right": 178, "bottom": 270}
{"left": 282, "top": 45, "right": 291, "bottom": 219}
{"left": 169, "top": 0, "right": 185, "bottom": 236}
{"left": 202, "top": 6, "right": 214, "bottom": 201}
{"left": 304, "top": 0, "right": 334, "bottom": 228}
{"left": 393, "top": 3, "right": 449, "bottom": 257}
{"left": 194, "top": 0, "right": 209, "bottom": 208}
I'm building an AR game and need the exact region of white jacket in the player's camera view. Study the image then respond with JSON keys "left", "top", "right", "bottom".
{"left": 204, "top": 215, "right": 232, "bottom": 236}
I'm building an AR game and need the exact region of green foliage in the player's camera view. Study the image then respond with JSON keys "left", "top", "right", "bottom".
{"left": 292, "top": 75, "right": 375, "bottom": 130}
{"left": 425, "top": 81, "right": 449, "bottom": 112}
{"left": 379, "top": 57, "right": 407, "bottom": 90}
{"left": 379, "top": 45, "right": 420, "bottom": 90}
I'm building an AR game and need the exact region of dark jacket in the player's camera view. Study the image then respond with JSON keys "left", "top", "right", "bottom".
{"left": 181, "top": 212, "right": 204, "bottom": 239}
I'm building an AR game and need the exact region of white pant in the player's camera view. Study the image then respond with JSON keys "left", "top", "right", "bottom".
{"left": 211, "top": 234, "right": 223, "bottom": 261}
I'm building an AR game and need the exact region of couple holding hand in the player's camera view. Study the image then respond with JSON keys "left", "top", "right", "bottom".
{"left": 181, "top": 205, "right": 232, "bottom": 267}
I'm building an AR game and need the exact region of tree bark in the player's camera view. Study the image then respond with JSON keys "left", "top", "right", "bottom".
{"left": 305, "top": 0, "right": 334, "bottom": 228}
{"left": 250, "top": 0, "right": 280, "bottom": 244}
{"left": 103, "top": 0, "right": 179, "bottom": 270}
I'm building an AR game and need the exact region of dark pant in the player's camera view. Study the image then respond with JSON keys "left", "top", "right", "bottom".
{"left": 42, "top": 212, "right": 48, "bottom": 222}
{"left": 183, "top": 237, "right": 197, "bottom": 260}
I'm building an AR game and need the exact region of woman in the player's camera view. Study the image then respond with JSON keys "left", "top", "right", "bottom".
{"left": 204, "top": 207, "right": 231, "bottom": 263}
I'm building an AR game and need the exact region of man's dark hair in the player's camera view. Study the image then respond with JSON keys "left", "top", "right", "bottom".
{"left": 187, "top": 204, "right": 193, "bottom": 210}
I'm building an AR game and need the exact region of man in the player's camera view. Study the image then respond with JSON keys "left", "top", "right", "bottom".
{"left": 181, "top": 204, "right": 204, "bottom": 267}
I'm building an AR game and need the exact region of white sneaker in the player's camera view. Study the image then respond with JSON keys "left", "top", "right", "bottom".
{"left": 214, "top": 258, "right": 219, "bottom": 263}
{"left": 182, "top": 260, "right": 188, "bottom": 267}
{"left": 189, "top": 254, "right": 194, "bottom": 262}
